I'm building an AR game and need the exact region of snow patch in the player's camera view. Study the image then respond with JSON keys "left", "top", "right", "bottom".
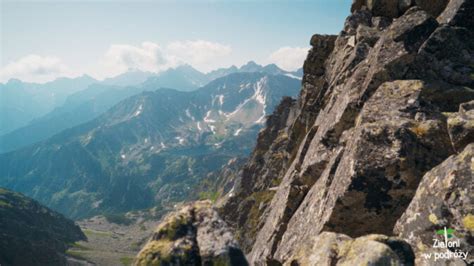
{"left": 175, "top": 136, "right": 185, "bottom": 145}
{"left": 204, "top": 110, "right": 216, "bottom": 123}
{"left": 133, "top": 104, "right": 143, "bottom": 117}
{"left": 218, "top": 94, "right": 224, "bottom": 105}
{"left": 185, "top": 109, "right": 195, "bottom": 121}
{"left": 254, "top": 77, "right": 267, "bottom": 123}
{"left": 256, "top": 113, "right": 266, "bottom": 124}
{"left": 239, "top": 83, "right": 251, "bottom": 92}
{"left": 209, "top": 125, "right": 216, "bottom": 134}
{"left": 285, "top": 73, "right": 302, "bottom": 80}
{"left": 234, "top": 128, "right": 243, "bottom": 136}
{"left": 254, "top": 77, "right": 267, "bottom": 105}
{"left": 92, "top": 200, "right": 103, "bottom": 208}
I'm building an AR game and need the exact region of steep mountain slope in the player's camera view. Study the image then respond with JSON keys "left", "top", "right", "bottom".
{"left": 0, "top": 83, "right": 141, "bottom": 153}
{"left": 136, "top": 0, "right": 473, "bottom": 264}
{"left": 0, "top": 72, "right": 300, "bottom": 219}
{"left": 0, "top": 66, "right": 204, "bottom": 153}
{"left": 0, "top": 63, "right": 301, "bottom": 153}
{"left": 0, "top": 187, "right": 85, "bottom": 266}
{"left": 211, "top": 0, "right": 473, "bottom": 265}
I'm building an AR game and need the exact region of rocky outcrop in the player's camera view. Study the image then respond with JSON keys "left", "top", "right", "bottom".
{"left": 447, "top": 101, "right": 474, "bottom": 152}
{"left": 217, "top": 34, "right": 338, "bottom": 253}
{"left": 217, "top": 97, "right": 299, "bottom": 252}
{"left": 0, "top": 188, "right": 85, "bottom": 266}
{"left": 395, "top": 143, "right": 474, "bottom": 265}
{"left": 216, "top": 0, "right": 473, "bottom": 265}
{"left": 135, "top": 201, "right": 247, "bottom": 266}
{"left": 129, "top": 0, "right": 473, "bottom": 264}
{"left": 283, "top": 232, "right": 415, "bottom": 266}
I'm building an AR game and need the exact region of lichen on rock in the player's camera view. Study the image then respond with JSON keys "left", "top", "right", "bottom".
{"left": 135, "top": 201, "right": 247, "bottom": 266}
{"left": 395, "top": 144, "right": 474, "bottom": 265}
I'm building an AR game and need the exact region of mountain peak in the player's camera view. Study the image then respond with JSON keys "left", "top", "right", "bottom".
{"left": 239, "top": 61, "right": 263, "bottom": 72}
{"left": 174, "top": 64, "right": 202, "bottom": 73}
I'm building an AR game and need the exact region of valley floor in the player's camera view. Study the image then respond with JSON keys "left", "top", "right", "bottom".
{"left": 66, "top": 210, "right": 165, "bottom": 266}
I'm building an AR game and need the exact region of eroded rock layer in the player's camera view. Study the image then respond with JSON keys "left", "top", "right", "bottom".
{"left": 135, "top": 0, "right": 473, "bottom": 265}
{"left": 217, "top": 0, "right": 473, "bottom": 265}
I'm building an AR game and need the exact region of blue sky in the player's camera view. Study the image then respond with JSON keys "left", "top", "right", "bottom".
{"left": 0, "top": 0, "right": 352, "bottom": 82}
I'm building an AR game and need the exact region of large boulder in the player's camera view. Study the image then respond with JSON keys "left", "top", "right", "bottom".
{"left": 135, "top": 201, "right": 247, "bottom": 266}
{"left": 284, "top": 232, "right": 414, "bottom": 266}
{"left": 395, "top": 144, "right": 474, "bottom": 265}
{"left": 351, "top": 0, "right": 451, "bottom": 18}
{"left": 367, "top": 0, "right": 400, "bottom": 18}
{"left": 415, "top": 0, "right": 449, "bottom": 17}
{"left": 447, "top": 101, "right": 474, "bottom": 152}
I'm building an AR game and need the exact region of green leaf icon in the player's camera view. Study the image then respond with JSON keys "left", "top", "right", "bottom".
{"left": 435, "top": 228, "right": 455, "bottom": 238}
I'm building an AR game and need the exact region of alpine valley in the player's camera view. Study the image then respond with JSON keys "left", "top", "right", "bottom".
{"left": 1, "top": 0, "right": 474, "bottom": 265}
{"left": 0, "top": 70, "right": 301, "bottom": 219}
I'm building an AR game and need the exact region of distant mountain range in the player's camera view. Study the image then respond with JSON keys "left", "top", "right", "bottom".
{"left": 0, "top": 72, "right": 300, "bottom": 218}
{"left": 0, "top": 62, "right": 301, "bottom": 153}
{"left": 0, "top": 75, "right": 97, "bottom": 135}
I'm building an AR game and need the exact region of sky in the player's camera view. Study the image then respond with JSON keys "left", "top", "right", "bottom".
{"left": 0, "top": 0, "right": 352, "bottom": 83}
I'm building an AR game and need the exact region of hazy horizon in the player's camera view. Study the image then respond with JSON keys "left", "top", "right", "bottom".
{"left": 0, "top": 0, "right": 352, "bottom": 83}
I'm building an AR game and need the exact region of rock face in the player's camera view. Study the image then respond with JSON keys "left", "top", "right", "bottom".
{"left": 283, "top": 232, "right": 415, "bottom": 266}
{"left": 447, "top": 101, "right": 474, "bottom": 152}
{"left": 0, "top": 188, "right": 85, "bottom": 266}
{"left": 135, "top": 201, "right": 247, "bottom": 266}
{"left": 216, "top": 0, "right": 474, "bottom": 265}
{"left": 395, "top": 143, "right": 474, "bottom": 265}
{"left": 217, "top": 34, "right": 337, "bottom": 253}
{"left": 135, "top": 0, "right": 473, "bottom": 264}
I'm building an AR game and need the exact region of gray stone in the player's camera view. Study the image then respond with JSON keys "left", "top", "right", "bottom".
{"left": 447, "top": 100, "right": 474, "bottom": 152}
{"left": 394, "top": 144, "right": 474, "bottom": 265}
{"left": 135, "top": 201, "right": 247, "bottom": 266}
{"left": 367, "top": 0, "right": 400, "bottom": 17}
{"left": 283, "top": 232, "right": 414, "bottom": 266}
{"left": 415, "top": 0, "right": 449, "bottom": 17}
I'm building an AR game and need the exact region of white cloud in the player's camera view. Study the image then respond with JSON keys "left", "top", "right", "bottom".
{"left": 267, "top": 46, "right": 310, "bottom": 71}
{"left": 0, "top": 55, "right": 74, "bottom": 83}
{"left": 95, "top": 40, "right": 232, "bottom": 79}
{"left": 97, "top": 42, "right": 169, "bottom": 78}
{"left": 167, "top": 40, "right": 232, "bottom": 72}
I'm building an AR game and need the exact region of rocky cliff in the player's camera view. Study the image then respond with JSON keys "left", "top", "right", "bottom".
{"left": 0, "top": 188, "right": 86, "bottom": 266}
{"left": 136, "top": 0, "right": 474, "bottom": 265}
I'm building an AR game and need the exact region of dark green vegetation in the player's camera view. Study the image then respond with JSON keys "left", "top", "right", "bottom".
{"left": 0, "top": 188, "right": 85, "bottom": 266}
{"left": 0, "top": 72, "right": 300, "bottom": 219}
{"left": 104, "top": 213, "right": 134, "bottom": 225}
